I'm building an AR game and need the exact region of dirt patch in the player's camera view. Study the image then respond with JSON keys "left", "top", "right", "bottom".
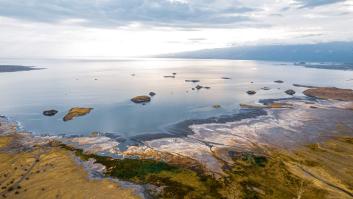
{"left": 0, "top": 135, "right": 139, "bottom": 199}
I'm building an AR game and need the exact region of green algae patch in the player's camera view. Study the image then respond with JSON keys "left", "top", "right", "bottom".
{"left": 291, "top": 136, "right": 353, "bottom": 198}
{"left": 59, "top": 144, "right": 223, "bottom": 199}
{"left": 223, "top": 136, "right": 353, "bottom": 199}
{"left": 108, "top": 159, "right": 176, "bottom": 180}
{"left": 221, "top": 151, "right": 327, "bottom": 199}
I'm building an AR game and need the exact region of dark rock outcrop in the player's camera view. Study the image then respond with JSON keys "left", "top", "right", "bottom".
{"left": 261, "top": 87, "right": 271, "bottom": 90}
{"left": 285, "top": 89, "right": 296, "bottom": 95}
{"left": 274, "top": 80, "right": 284, "bottom": 83}
{"left": 185, "top": 80, "right": 200, "bottom": 83}
{"left": 43, "top": 110, "right": 58, "bottom": 116}
{"left": 196, "top": 85, "right": 203, "bottom": 90}
{"left": 247, "top": 90, "right": 256, "bottom": 95}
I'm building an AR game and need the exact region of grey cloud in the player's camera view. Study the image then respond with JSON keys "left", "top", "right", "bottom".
{"left": 0, "top": 0, "right": 256, "bottom": 27}
{"left": 188, "top": 38, "right": 207, "bottom": 41}
{"left": 296, "top": 33, "right": 325, "bottom": 38}
{"left": 295, "top": 0, "right": 346, "bottom": 8}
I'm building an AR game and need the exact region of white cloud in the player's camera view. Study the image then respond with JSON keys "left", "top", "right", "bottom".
{"left": 0, "top": 0, "right": 352, "bottom": 57}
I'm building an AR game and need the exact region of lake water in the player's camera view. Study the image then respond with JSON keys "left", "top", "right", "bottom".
{"left": 0, "top": 58, "right": 352, "bottom": 137}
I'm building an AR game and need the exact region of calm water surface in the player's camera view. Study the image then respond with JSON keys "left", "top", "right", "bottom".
{"left": 0, "top": 58, "right": 352, "bottom": 137}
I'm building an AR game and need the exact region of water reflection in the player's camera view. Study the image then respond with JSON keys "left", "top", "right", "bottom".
{"left": 0, "top": 58, "right": 352, "bottom": 137}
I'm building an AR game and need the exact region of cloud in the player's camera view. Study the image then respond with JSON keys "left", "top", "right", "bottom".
{"left": 295, "top": 0, "right": 346, "bottom": 8}
{"left": 0, "top": 0, "right": 352, "bottom": 57}
{"left": 0, "top": 0, "right": 255, "bottom": 28}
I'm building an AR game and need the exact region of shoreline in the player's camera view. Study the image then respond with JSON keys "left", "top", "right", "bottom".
{"left": 1, "top": 93, "right": 353, "bottom": 165}
{"left": 1, "top": 87, "right": 353, "bottom": 198}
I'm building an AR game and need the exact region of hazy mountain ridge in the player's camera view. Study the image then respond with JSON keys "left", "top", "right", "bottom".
{"left": 162, "top": 42, "right": 353, "bottom": 63}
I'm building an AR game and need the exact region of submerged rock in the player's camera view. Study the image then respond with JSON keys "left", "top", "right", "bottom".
{"left": 274, "top": 80, "right": 284, "bottom": 83}
{"left": 268, "top": 103, "right": 293, "bottom": 108}
{"left": 63, "top": 107, "right": 93, "bottom": 121}
{"left": 194, "top": 85, "right": 210, "bottom": 90}
{"left": 185, "top": 80, "right": 200, "bottom": 83}
{"left": 261, "top": 87, "right": 271, "bottom": 90}
{"left": 195, "top": 85, "right": 203, "bottom": 90}
{"left": 303, "top": 87, "right": 353, "bottom": 101}
{"left": 293, "top": 84, "right": 318, "bottom": 88}
{"left": 43, "top": 110, "right": 58, "bottom": 117}
{"left": 247, "top": 90, "right": 256, "bottom": 95}
{"left": 213, "top": 105, "right": 221, "bottom": 109}
{"left": 240, "top": 104, "right": 266, "bottom": 109}
{"left": 240, "top": 103, "right": 292, "bottom": 109}
{"left": 149, "top": 92, "right": 156, "bottom": 97}
{"left": 131, "top": 95, "right": 151, "bottom": 103}
{"left": 285, "top": 89, "right": 296, "bottom": 95}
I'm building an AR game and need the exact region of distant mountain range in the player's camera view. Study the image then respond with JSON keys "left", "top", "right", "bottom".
{"left": 161, "top": 42, "right": 353, "bottom": 63}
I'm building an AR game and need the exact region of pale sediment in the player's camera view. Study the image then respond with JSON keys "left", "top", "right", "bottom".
{"left": 21, "top": 96, "right": 351, "bottom": 176}
{"left": 130, "top": 98, "right": 353, "bottom": 174}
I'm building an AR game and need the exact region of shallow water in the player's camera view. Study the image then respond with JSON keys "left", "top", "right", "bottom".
{"left": 0, "top": 58, "right": 352, "bottom": 137}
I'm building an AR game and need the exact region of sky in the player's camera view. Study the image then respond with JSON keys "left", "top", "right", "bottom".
{"left": 0, "top": 0, "right": 352, "bottom": 58}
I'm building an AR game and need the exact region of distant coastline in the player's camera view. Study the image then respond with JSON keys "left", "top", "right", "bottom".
{"left": 0, "top": 65, "right": 45, "bottom": 73}
{"left": 160, "top": 42, "right": 353, "bottom": 64}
